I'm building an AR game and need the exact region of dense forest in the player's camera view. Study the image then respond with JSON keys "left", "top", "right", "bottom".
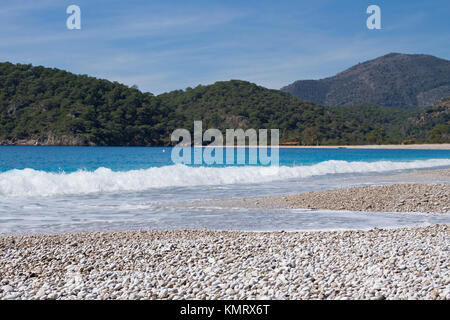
{"left": 0, "top": 62, "right": 449, "bottom": 146}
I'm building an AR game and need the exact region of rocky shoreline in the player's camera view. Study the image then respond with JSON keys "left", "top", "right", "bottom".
{"left": 196, "top": 182, "right": 450, "bottom": 214}
{"left": 0, "top": 225, "right": 449, "bottom": 300}
{"left": 283, "top": 183, "right": 450, "bottom": 213}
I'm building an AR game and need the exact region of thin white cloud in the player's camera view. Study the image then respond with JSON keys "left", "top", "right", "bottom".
{"left": 0, "top": 0, "right": 58, "bottom": 16}
{"left": 0, "top": 8, "right": 244, "bottom": 46}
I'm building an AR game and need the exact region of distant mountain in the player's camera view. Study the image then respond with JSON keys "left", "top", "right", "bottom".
{"left": 281, "top": 53, "right": 450, "bottom": 109}
{"left": 0, "top": 62, "right": 448, "bottom": 146}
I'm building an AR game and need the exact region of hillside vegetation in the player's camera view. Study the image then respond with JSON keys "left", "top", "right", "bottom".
{"left": 0, "top": 62, "right": 448, "bottom": 146}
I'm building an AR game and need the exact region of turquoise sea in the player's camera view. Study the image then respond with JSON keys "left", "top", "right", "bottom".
{"left": 0, "top": 146, "right": 449, "bottom": 234}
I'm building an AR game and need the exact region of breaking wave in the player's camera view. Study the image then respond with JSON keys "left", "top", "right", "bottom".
{"left": 0, "top": 159, "right": 449, "bottom": 197}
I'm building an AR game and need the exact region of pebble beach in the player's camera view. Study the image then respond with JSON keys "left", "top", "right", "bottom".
{"left": 204, "top": 183, "right": 450, "bottom": 213}
{"left": 284, "top": 183, "right": 450, "bottom": 213}
{"left": 193, "top": 167, "right": 450, "bottom": 213}
{"left": 0, "top": 225, "right": 449, "bottom": 300}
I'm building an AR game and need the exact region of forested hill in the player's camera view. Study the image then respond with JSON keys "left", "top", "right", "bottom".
{"left": 0, "top": 62, "right": 448, "bottom": 146}
{"left": 281, "top": 53, "right": 450, "bottom": 109}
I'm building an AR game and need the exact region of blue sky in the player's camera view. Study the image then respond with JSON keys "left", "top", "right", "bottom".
{"left": 0, "top": 0, "right": 449, "bottom": 94}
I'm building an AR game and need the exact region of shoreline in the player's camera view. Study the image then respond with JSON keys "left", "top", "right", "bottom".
{"left": 1, "top": 143, "right": 449, "bottom": 149}
{"left": 182, "top": 169, "right": 450, "bottom": 214}
{"left": 198, "top": 182, "right": 450, "bottom": 214}
{"left": 197, "top": 183, "right": 450, "bottom": 214}
{"left": 1, "top": 170, "right": 449, "bottom": 300}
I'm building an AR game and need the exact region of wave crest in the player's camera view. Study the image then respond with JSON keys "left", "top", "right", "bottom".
{"left": 0, "top": 159, "right": 449, "bottom": 197}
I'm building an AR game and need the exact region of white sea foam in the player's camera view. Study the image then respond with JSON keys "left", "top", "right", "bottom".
{"left": 0, "top": 159, "right": 449, "bottom": 197}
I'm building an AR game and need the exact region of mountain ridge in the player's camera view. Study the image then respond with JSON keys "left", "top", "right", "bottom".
{"left": 281, "top": 53, "right": 450, "bottom": 109}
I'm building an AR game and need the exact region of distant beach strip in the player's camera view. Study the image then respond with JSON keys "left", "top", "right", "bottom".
{"left": 277, "top": 144, "right": 450, "bottom": 149}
